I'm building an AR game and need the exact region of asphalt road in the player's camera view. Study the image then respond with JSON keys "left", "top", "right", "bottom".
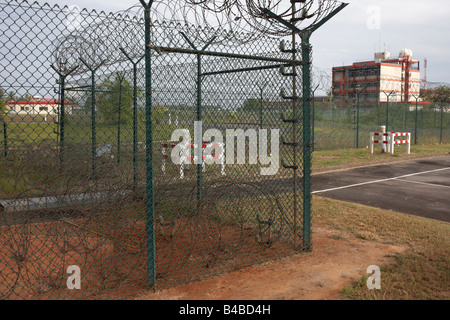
{"left": 2, "top": 156, "right": 449, "bottom": 224}
{"left": 312, "top": 156, "right": 450, "bottom": 223}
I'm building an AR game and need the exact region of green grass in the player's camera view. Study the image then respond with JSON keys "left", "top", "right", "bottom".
{"left": 313, "top": 196, "right": 450, "bottom": 300}
{"left": 3, "top": 122, "right": 57, "bottom": 145}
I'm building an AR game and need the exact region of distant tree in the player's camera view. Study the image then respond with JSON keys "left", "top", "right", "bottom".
{"left": 241, "top": 98, "right": 260, "bottom": 112}
{"left": 6, "top": 91, "right": 17, "bottom": 103}
{"left": 18, "top": 93, "right": 33, "bottom": 102}
{"left": 153, "top": 104, "right": 168, "bottom": 124}
{"left": 96, "top": 73, "right": 135, "bottom": 125}
{"left": 0, "top": 87, "right": 8, "bottom": 121}
{"left": 422, "top": 85, "right": 450, "bottom": 105}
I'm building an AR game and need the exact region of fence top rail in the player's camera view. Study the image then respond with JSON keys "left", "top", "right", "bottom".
{"left": 149, "top": 45, "right": 303, "bottom": 65}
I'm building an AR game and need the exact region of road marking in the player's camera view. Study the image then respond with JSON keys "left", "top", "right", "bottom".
{"left": 394, "top": 178, "right": 450, "bottom": 189}
{"left": 312, "top": 167, "right": 450, "bottom": 194}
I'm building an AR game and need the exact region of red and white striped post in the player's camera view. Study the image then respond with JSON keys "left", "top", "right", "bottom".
{"left": 162, "top": 141, "right": 225, "bottom": 179}
{"left": 389, "top": 132, "right": 411, "bottom": 155}
{"left": 381, "top": 125, "right": 387, "bottom": 153}
{"left": 369, "top": 131, "right": 390, "bottom": 154}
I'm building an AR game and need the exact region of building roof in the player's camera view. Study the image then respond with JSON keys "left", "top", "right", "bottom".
{"left": 333, "top": 58, "right": 420, "bottom": 71}
{"left": 8, "top": 98, "right": 75, "bottom": 105}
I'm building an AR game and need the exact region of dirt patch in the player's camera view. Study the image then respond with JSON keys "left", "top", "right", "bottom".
{"left": 136, "top": 226, "right": 406, "bottom": 300}
{"left": 0, "top": 209, "right": 299, "bottom": 299}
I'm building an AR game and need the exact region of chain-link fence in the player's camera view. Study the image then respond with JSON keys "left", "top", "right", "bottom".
{"left": 0, "top": 0, "right": 350, "bottom": 299}
{"left": 311, "top": 100, "right": 450, "bottom": 151}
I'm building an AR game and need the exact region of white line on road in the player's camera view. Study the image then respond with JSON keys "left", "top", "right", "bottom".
{"left": 312, "top": 167, "right": 450, "bottom": 194}
{"left": 394, "top": 178, "right": 450, "bottom": 189}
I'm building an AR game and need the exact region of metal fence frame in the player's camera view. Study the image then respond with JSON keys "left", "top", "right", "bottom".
{"left": 0, "top": 0, "right": 350, "bottom": 299}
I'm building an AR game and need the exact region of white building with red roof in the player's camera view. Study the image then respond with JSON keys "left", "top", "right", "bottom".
{"left": 7, "top": 96, "right": 80, "bottom": 116}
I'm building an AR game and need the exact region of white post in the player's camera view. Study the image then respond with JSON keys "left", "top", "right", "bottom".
{"left": 162, "top": 144, "right": 166, "bottom": 174}
{"left": 380, "top": 126, "right": 386, "bottom": 153}
{"left": 407, "top": 133, "right": 411, "bottom": 154}
{"left": 369, "top": 132, "right": 374, "bottom": 154}
{"left": 180, "top": 162, "right": 185, "bottom": 179}
{"left": 390, "top": 133, "right": 395, "bottom": 154}
{"left": 220, "top": 143, "right": 226, "bottom": 176}
{"left": 202, "top": 154, "right": 206, "bottom": 172}
{"left": 179, "top": 142, "right": 190, "bottom": 180}
{"left": 180, "top": 147, "right": 187, "bottom": 180}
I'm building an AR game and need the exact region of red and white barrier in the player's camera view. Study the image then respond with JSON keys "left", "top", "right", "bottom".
{"left": 369, "top": 132, "right": 391, "bottom": 154}
{"left": 389, "top": 132, "right": 410, "bottom": 155}
{"left": 162, "top": 141, "right": 226, "bottom": 179}
{"left": 370, "top": 132, "right": 410, "bottom": 155}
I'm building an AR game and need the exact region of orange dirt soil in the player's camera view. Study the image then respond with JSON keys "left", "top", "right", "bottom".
{"left": 136, "top": 226, "right": 406, "bottom": 300}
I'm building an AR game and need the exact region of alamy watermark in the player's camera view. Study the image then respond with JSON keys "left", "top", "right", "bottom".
{"left": 366, "top": 5, "right": 381, "bottom": 30}
{"left": 366, "top": 265, "right": 381, "bottom": 290}
{"left": 170, "top": 121, "right": 280, "bottom": 176}
{"left": 66, "top": 265, "right": 81, "bottom": 290}
{"left": 65, "top": 5, "right": 81, "bottom": 31}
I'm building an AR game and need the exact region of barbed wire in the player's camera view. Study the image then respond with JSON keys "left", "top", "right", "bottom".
{"left": 181, "top": 0, "right": 344, "bottom": 36}
{"left": 52, "top": 0, "right": 344, "bottom": 74}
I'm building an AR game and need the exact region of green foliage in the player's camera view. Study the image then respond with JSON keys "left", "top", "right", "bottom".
{"left": 422, "top": 85, "right": 450, "bottom": 105}
{"left": 18, "top": 93, "right": 33, "bottom": 102}
{"left": 241, "top": 98, "right": 261, "bottom": 112}
{"left": 153, "top": 104, "right": 168, "bottom": 124}
{"left": 0, "top": 87, "right": 8, "bottom": 121}
{"left": 98, "top": 73, "right": 135, "bottom": 125}
{"left": 86, "top": 72, "right": 138, "bottom": 125}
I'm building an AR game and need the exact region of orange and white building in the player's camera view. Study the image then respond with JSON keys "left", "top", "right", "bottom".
{"left": 7, "top": 96, "right": 81, "bottom": 116}
{"left": 332, "top": 48, "right": 422, "bottom": 106}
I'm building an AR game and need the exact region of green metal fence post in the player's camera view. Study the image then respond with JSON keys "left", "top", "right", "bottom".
{"left": 411, "top": 93, "right": 419, "bottom": 144}
{"left": 301, "top": 34, "right": 312, "bottom": 249}
{"left": 434, "top": 105, "right": 438, "bottom": 128}
{"left": 116, "top": 72, "right": 125, "bottom": 164}
{"left": 119, "top": 48, "right": 144, "bottom": 191}
{"left": 355, "top": 85, "right": 367, "bottom": 149}
{"left": 332, "top": 104, "right": 335, "bottom": 126}
{"left": 140, "top": 0, "right": 155, "bottom": 290}
{"left": 50, "top": 64, "right": 79, "bottom": 165}
{"left": 382, "top": 90, "right": 395, "bottom": 132}
{"left": 301, "top": 3, "right": 348, "bottom": 250}
{"left": 180, "top": 32, "right": 216, "bottom": 206}
{"left": 404, "top": 104, "right": 407, "bottom": 131}
{"left": 196, "top": 52, "right": 202, "bottom": 204}
{"left": 2, "top": 120, "right": 7, "bottom": 157}
{"left": 312, "top": 84, "right": 319, "bottom": 151}
{"left": 377, "top": 102, "right": 380, "bottom": 126}
{"left": 263, "top": 2, "right": 349, "bottom": 250}
{"left": 356, "top": 93, "right": 360, "bottom": 148}
{"left": 386, "top": 95, "right": 390, "bottom": 132}
{"left": 79, "top": 58, "right": 105, "bottom": 180}
{"left": 440, "top": 103, "right": 443, "bottom": 144}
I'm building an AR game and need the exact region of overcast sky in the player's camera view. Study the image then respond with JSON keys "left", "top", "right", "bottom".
{"left": 42, "top": 0, "right": 450, "bottom": 95}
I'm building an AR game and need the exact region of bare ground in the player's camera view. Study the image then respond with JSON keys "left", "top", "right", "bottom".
{"left": 136, "top": 225, "right": 406, "bottom": 300}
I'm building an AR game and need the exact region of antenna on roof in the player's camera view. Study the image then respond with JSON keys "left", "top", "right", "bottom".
{"left": 378, "top": 29, "right": 381, "bottom": 52}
